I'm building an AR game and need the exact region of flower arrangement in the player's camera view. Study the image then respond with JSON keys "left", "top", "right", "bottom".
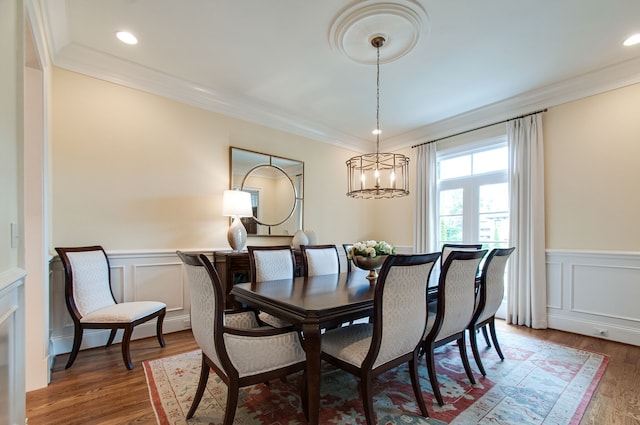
{"left": 348, "top": 240, "right": 395, "bottom": 259}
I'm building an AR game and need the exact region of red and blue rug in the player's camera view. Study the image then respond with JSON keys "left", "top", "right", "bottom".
{"left": 143, "top": 329, "right": 607, "bottom": 424}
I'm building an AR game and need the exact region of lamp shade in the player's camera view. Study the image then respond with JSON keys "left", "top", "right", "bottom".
{"left": 222, "top": 190, "right": 252, "bottom": 217}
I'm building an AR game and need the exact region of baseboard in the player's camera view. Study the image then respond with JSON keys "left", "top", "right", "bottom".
{"left": 547, "top": 313, "right": 640, "bottom": 346}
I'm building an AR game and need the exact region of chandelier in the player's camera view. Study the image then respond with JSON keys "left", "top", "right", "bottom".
{"left": 346, "top": 36, "right": 410, "bottom": 199}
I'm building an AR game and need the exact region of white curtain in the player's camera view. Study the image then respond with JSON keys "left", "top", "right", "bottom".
{"left": 507, "top": 113, "right": 547, "bottom": 329}
{"left": 414, "top": 142, "right": 438, "bottom": 253}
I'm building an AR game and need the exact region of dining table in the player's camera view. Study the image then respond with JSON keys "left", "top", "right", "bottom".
{"left": 230, "top": 268, "right": 375, "bottom": 425}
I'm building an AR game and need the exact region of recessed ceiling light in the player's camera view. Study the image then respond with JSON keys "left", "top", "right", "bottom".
{"left": 116, "top": 31, "right": 138, "bottom": 45}
{"left": 623, "top": 33, "right": 640, "bottom": 47}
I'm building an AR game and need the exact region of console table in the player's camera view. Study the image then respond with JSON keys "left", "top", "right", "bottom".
{"left": 213, "top": 250, "right": 304, "bottom": 308}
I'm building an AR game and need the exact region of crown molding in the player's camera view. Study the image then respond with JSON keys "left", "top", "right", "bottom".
{"left": 385, "top": 56, "right": 640, "bottom": 151}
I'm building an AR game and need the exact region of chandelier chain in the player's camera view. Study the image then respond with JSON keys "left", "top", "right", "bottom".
{"left": 376, "top": 42, "right": 380, "bottom": 154}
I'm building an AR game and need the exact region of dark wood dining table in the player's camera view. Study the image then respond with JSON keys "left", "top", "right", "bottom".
{"left": 230, "top": 268, "right": 375, "bottom": 425}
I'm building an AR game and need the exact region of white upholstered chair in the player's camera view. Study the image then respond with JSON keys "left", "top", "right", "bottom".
{"left": 177, "top": 251, "right": 306, "bottom": 424}
{"left": 343, "top": 243, "right": 353, "bottom": 272}
{"left": 300, "top": 244, "right": 340, "bottom": 276}
{"left": 422, "top": 249, "right": 487, "bottom": 406}
{"left": 321, "top": 253, "right": 440, "bottom": 425}
{"left": 247, "top": 245, "right": 297, "bottom": 327}
{"left": 468, "top": 247, "right": 515, "bottom": 375}
{"left": 55, "top": 246, "right": 166, "bottom": 370}
{"left": 440, "top": 243, "right": 483, "bottom": 267}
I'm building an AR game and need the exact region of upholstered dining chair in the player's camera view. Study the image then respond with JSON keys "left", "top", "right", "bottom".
{"left": 321, "top": 253, "right": 441, "bottom": 425}
{"left": 247, "top": 245, "right": 297, "bottom": 327}
{"left": 176, "top": 251, "right": 306, "bottom": 424}
{"left": 428, "top": 243, "right": 484, "bottom": 301}
{"left": 422, "top": 249, "right": 487, "bottom": 406}
{"left": 440, "top": 243, "right": 483, "bottom": 266}
{"left": 55, "top": 246, "right": 166, "bottom": 370}
{"left": 468, "top": 247, "right": 515, "bottom": 376}
{"left": 300, "top": 244, "right": 340, "bottom": 276}
{"left": 343, "top": 243, "right": 353, "bottom": 272}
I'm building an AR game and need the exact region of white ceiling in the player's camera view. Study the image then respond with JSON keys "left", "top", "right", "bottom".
{"left": 40, "top": 0, "right": 640, "bottom": 152}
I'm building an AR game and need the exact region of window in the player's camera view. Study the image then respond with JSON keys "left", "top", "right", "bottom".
{"left": 437, "top": 140, "right": 509, "bottom": 250}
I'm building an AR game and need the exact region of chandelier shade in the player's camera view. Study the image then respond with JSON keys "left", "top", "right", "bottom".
{"left": 346, "top": 35, "right": 410, "bottom": 199}
{"left": 346, "top": 152, "right": 409, "bottom": 199}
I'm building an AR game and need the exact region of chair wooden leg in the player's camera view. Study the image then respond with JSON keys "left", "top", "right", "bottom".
{"left": 360, "top": 374, "right": 376, "bottom": 425}
{"left": 66, "top": 323, "right": 83, "bottom": 369}
{"left": 425, "top": 342, "right": 444, "bottom": 406}
{"left": 223, "top": 381, "right": 240, "bottom": 425}
{"left": 488, "top": 319, "right": 504, "bottom": 360}
{"left": 156, "top": 311, "right": 166, "bottom": 347}
{"left": 186, "top": 355, "right": 210, "bottom": 419}
{"left": 481, "top": 325, "right": 491, "bottom": 347}
{"left": 121, "top": 326, "right": 134, "bottom": 370}
{"left": 457, "top": 335, "right": 476, "bottom": 385}
{"left": 409, "top": 354, "right": 429, "bottom": 418}
{"left": 468, "top": 327, "right": 487, "bottom": 376}
{"left": 106, "top": 329, "right": 118, "bottom": 348}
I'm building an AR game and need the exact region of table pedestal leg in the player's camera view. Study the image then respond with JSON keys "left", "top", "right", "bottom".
{"left": 302, "top": 322, "right": 321, "bottom": 425}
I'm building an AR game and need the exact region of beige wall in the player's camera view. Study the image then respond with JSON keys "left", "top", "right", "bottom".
{"left": 51, "top": 68, "right": 383, "bottom": 251}
{"left": 0, "top": 0, "right": 21, "bottom": 272}
{"left": 52, "top": 68, "right": 640, "bottom": 255}
{"left": 544, "top": 83, "right": 640, "bottom": 251}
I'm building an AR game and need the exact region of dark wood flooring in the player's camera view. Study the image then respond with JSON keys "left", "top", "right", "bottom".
{"left": 26, "top": 321, "right": 640, "bottom": 424}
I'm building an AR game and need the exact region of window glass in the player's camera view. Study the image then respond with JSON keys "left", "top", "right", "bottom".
{"left": 479, "top": 183, "right": 509, "bottom": 247}
{"left": 439, "top": 155, "right": 471, "bottom": 180}
{"left": 439, "top": 189, "right": 463, "bottom": 243}
{"left": 473, "top": 146, "right": 508, "bottom": 175}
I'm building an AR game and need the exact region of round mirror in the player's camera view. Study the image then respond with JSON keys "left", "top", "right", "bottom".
{"left": 241, "top": 164, "right": 297, "bottom": 227}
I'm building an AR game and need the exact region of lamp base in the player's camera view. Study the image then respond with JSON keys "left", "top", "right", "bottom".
{"left": 227, "top": 216, "right": 247, "bottom": 251}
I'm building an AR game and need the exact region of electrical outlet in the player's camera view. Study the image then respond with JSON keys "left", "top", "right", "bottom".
{"left": 593, "top": 328, "right": 608, "bottom": 337}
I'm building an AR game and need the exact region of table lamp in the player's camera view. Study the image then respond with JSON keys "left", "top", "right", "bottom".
{"left": 222, "top": 190, "right": 253, "bottom": 251}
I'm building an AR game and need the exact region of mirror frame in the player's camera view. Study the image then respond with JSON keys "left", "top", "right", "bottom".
{"left": 230, "top": 147, "right": 304, "bottom": 236}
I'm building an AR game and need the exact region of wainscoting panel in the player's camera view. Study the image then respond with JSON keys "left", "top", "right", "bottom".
{"left": 132, "top": 262, "right": 184, "bottom": 311}
{"left": 547, "top": 250, "right": 640, "bottom": 346}
{"left": 49, "top": 250, "right": 213, "bottom": 359}
{"left": 0, "top": 268, "right": 26, "bottom": 424}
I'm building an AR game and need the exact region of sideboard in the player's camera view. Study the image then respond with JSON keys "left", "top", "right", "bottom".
{"left": 213, "top": 250, "right": 304, "bottom": 308}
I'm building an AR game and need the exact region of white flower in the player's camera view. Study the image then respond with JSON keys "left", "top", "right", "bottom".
{"left": 348, "top": 240, "right": 396, "bottom": 258}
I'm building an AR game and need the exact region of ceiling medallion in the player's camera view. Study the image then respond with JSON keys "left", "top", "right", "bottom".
{"left": 329, "top": 1, "right": 430, "bottom": 64}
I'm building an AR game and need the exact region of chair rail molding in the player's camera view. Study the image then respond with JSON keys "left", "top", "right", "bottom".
{"left": 546, "top": 249, "right": 640, "bottom": 346}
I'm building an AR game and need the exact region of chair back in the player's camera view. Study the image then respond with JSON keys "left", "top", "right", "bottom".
{"left": 56, "top": 246, "right": 117, "bottom": 319}
{"left": 441, "top": 243, "right": 483, "bottom": 266}
{"left": 177, "top": 251, "right": 225, "bottom": 370}
{"left": 342, "top": 244, "right": 353, "bottom": 272}
{"left": 247, "top": 245, "right": 296, "bottom": 282}
{"left": 473, "top": 247, "right": 515, "bottom": 325}
{"left": 301, "top": 244, "right": 340, "bottom": 276}
{"left": 366, "top": 253, "right": 440, "bottom": 369}
{"left": 431, "top": 250, "right": 487, "bottom": 341}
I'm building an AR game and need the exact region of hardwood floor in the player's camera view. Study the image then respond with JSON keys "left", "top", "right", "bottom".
{"left": 26, "top": 321, "right": 640, "bottom": 425}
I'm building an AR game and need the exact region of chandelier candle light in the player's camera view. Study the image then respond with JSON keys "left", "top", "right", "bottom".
{"left": 346, "top": 35, "right": 410, "bottom": 199}
{"left": 222, "top": 190, "right": 253, "bottom": 251}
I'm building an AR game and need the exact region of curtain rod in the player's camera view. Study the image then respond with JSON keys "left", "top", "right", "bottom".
{"left": 411, "top": 108, "right": 548, "bottom": 149}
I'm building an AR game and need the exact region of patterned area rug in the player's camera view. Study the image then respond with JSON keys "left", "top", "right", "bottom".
{"left": 143, "top": 330, "right": 608, "bottom": 425}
